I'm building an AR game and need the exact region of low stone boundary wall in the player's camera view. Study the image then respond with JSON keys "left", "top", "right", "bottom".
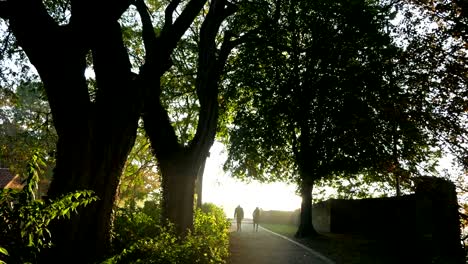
{"left": 312, "top": 177, "right": 463, "bottom": 263}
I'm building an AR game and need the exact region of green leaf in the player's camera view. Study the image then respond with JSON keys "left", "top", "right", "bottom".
{"left": 28, "top": 233, "right": 35, "bottom": 247}
{"left": 0, "top": 246, "right": 9, "bottom": 256}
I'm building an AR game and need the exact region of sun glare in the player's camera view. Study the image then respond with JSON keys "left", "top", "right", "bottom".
{"left": 202, "top": 142, "right": 302, "bottom": 218}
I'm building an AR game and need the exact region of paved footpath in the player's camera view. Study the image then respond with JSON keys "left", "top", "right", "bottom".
{"left": 229, "top": 220, "right": 335, "bottom": 264}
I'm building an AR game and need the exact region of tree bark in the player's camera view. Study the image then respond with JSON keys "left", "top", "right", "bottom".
{"left": 195, "top": 156, "right": 207, "bottom": 208}
{"left": 159, "top": 153, "right": 200, "bottom": 234}
{"left": 46, "top": 119, "right": 138, "bottom": 262}
{"left": 295, "top": 179, "right": 319, "bottom": 238}
{"left": 396, "top": 173, "right": 401, "bottom": 196}
{"left": 44, "top": 15, "right": 139, "bottom": 262}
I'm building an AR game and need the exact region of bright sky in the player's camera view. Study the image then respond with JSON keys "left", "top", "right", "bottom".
{"left": 202, "top": 142, "right": 302, "bottom": 218}
{"left": 202, "top": 142, "right": 464, "bottom": 219}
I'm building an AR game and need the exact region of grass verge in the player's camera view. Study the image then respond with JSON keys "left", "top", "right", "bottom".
{"left": 260, "top": 223, "right": 297, "bottom": 237}
{"left": 258, "top": 223, "right": 430, "bottom": 264}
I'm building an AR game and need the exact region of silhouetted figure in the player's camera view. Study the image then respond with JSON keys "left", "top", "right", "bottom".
{"left": 253, "top": 207, "right": 260, "bottom": 232}
{"left": 234, "top": 205, "right": 244, "bottom": 232}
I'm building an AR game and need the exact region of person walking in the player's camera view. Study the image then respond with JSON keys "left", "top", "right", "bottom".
{"left": 234, "top": 205, "right": 244, "bottom": 232}
{"left": 253, "top": 207, "right": 260, "bottom": 232}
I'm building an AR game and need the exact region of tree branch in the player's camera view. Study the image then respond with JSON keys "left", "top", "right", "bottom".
{"left": 142, "top": 0, "right": 208, "bottom": 161}
{"left": 190, "top": 0, "right": 237, "bottom": 155}
{"left": 70, "top": 0, "right": 131, "bottom": 24}
{"left": 0, "top": 2, "right": 10, "bottom": 19}
{"left": 196, "top": 0, "right": 237, "bottom": 104}
{"left": 0, "top": 30, "right": 12, "bottom": 57}
{"left": 92, "top": 20, "right": 133, "bottom": 111}
{"left": 143, "top": 100, "right": 182, "bottom": 161}
{"left": 134, "top": 0, "right": 157, "bottom": 62}
{"left": 163, "top": 0, "right": 206, "bottom": 52}
{"left": 5, "top": 0, "right": 91, "bottom": 135}
{"left": 164, "top": 0, "right": 181, "bottom": 31}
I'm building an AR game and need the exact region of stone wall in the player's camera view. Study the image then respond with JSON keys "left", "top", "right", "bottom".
{"left": 312, "top": 177, "right": 464, "bottom": 263}
{"left": 314, "top": 195, "right": 422, "bottom": 236}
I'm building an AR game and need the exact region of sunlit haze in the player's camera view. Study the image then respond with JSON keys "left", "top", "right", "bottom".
{"left": 202, "top": 142, "right": 302, "bottom": 218}
{"left": 202, "top": 142, "right": 462, "bottom": 219}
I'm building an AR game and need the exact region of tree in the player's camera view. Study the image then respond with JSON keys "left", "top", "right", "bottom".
{"left": 1, "top": 0, "right": 257, "bottom": 259}
{"left": 140, "top": 0, "right": 242, "bottom": 234}
{"left": 158, "top": 27, "right": 211, "bottom": 210}
{"left": 0, "top": 0, "right": 210, "bottom": 261}
{"left": 395, "top": 0, "right": 468, "bottom": 168}
{"left": 311, "top": 0, "right": 468, "bottom": 201}
{"left": 223, "top": 0, "right": 434, "bottom": 237}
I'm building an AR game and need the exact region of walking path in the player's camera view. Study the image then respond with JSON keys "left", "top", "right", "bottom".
{"left": 229, "top": 220, "right": 335, "bottom": 264}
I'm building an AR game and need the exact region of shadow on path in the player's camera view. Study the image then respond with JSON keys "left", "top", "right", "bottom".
{"left": 229, "top": 220, "right": 334, "bottom": 264}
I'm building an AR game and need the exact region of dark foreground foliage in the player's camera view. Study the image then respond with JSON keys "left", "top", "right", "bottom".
{"left": 0, "top": 152, "right": 97, "bottom": 263}
{"left": 104, "top": 202, "right": 230, "bottom": 264}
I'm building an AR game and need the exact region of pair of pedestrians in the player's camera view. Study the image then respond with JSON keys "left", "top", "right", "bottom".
{"left": 234, "top": 205, "right": 261, "bottom": 232}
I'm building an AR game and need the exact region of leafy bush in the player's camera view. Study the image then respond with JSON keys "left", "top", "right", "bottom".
{"left": 189, "top": 205, "right": 231, "bottom": 263}
{"left": 0, "top": 152, "right": 98, "bottom": 263}
{"left": 111, "top": 205, "right": 161, "bottom": 253}
{"left": 0, "top": 247, "right": 8, "bottom": 264}
{"left": 141, "top": 200, "right": 161, "bottom": 221}
{"left": 104, "top": 203, "right": 230, "bottom": 264}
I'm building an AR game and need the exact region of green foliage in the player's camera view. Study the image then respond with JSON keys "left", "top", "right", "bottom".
{"left": 0, "top": 153, "right": 98, "bottom": 263}
{"left": 111, "top": 203, "right": 162, "bottom": 254}
{"left": 141, "top": 200, "right": 162, "bottom": 221}
{"left": 0, "top": 81, "right": 57, "bottom": 178}
{"left": 195, "top": 203, "right": 230, "bottom": 259}
{"left": 118, "top": 127, "right": 160, "bottom": 206}
{"left": 0, "top": 246, "right": 7, "bottom": 264}
{"left": 105, "top": 203, "right": 230, "bottom": 264}
{"left": 314, "top": 174, "right": 403, "bottom": 202}
{"left": 223, "top": 0, "right": 439, "bottom": 191}
{"left": 393, "top": 1, "right": 468, "bottom": 169}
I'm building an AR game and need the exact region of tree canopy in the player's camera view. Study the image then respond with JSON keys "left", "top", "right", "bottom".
{"left": 1, "top": 0, "right": 468, "bottom": 261}
{"left": 222, "top": 0, "right": 450, "bottom": 236}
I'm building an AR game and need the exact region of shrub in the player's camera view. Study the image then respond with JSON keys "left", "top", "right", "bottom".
{"left": 104, "top": 203, "right": 230, "bottom": 264}
{"left": 0, "top": 152, "right": 98, "bottom": 263}
{"left": 141, "top": 200, "right": 161, "bottom": 221}
{"left": 111, "top": 205, "right": 161, "bottom": 253}
{"left": 188, "top": 206, "right": 230, "bottom": 263}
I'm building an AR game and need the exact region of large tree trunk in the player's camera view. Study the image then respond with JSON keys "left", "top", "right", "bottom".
{"left": 159, "top": 153, "right": 199, "bottom": 234}
{"left": 295, "top": 180, "right": 319, "bottom": 238}
{"left": 42, "top": 15, "right": 139, "bottom": 261}
{"left": 44, "top": 112, "right": 138, "bottom": 262}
